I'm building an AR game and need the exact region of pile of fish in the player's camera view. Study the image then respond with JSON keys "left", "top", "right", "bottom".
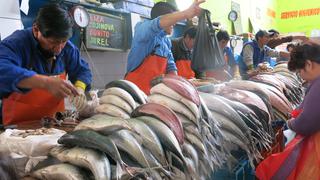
{"left": 95, "top": 80, "right": 147, "bottom": 119}
{"left": 31, "top": 63, "right": 304, "bottom": 180}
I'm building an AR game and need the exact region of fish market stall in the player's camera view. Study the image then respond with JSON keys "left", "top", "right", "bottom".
{"left": 0, "top": 62, "right": 303, "bottom": 180}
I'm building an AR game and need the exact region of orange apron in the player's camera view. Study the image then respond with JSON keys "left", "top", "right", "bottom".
{"left": 175, "top": 59, "right": 195, "bottom": 79}
{"left": 125, "top": 55, "right": 167, "bottom": 95}
{"left": 2, "top": 73, "right": 66, "bottom": 126}
{"left": 256, "top": 132, "right": 320, "bottom": 180}
{"left": 205, "top": 54, "right": 231, "bottom": 81}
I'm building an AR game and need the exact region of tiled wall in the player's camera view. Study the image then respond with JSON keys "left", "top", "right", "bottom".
{"left": 80, "top": 50, "right": 129, "bottom": 90}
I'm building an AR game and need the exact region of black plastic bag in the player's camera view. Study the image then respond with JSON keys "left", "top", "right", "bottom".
{"left": 191, "top": 10, "right": 225, "bottom": 73}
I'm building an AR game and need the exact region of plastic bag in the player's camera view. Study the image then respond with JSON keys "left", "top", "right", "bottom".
{"left": 256, "top": 132, "right": 320, "bottom": 180}
{"left": 191, "top": 10, "right": 225, "bottom": 73}
{"left": 0, "top": 128, "right": 65, "bottom": 173}
{"left": 79, "top": 89, "right": 100, "bottom": 118}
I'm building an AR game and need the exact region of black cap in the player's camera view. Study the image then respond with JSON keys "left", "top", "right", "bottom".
{"left": 151, "top": 2, "right": 177, "bottom": 19}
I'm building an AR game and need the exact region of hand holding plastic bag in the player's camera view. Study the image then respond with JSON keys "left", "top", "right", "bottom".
{"left": 191, "top": 9, "right": 225, "bottom": 73}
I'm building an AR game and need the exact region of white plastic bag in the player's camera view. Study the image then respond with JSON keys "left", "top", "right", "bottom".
{"left": 0, "top": 128, "right": 66, "bottom": 173}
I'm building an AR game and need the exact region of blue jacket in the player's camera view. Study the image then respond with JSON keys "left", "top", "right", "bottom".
{"left": 239, "top": 40, "right": 266, "bottom": 76}
{"left": 0, "top": 28, "right": 92, "bottom": 99}
{"left": 126, "top": 17, "right": 177, "bottom": 73}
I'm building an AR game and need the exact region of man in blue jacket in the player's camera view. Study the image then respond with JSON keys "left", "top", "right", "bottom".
{"left": 125, "top": 1, "right": 205, "bottom": 94}
{"left": 0, "top": 4, "right": 92, "bottom": 126}
{"left": 239, "top": 30, "right": 290, "bottom": 79}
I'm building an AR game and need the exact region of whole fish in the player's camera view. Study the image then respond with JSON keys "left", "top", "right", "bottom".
{"left": 135, "top": 116, "right": 186, "bottom": 165}
{"left": 185, "top": 132, "right": 206, "bottom": 154}
{"left": 200, "top": 92, "right": 251, "bottom": 135}
{"left": 131, "top": 103, "right": 184, "bottom": 144}
{"left": 50, "top": 146, "right": 111, "bottom": 180}
{"left": 151, "top": 74, "right": 200, "bottom": 106}
{"left": 109, "top": 130, "right": 150, "bottom": 168}
{"left": 182, "top": 143, "right": 199, "bottom": 172}
{"left": 75, "top": 114, "right": 132, "bottom": 135}
{"left": 100, "top": 94, "right": 133, "bottom": 114}
{"left": 95, "top": 104, "right": 130, "bottom": 119}
{"left": 102, "top": 87, "right": 136, "bottom": 109}
{"left": 148, "top": 94, "right": 197, "bottom": 125}
{"left": 150, "top": 83, "right": 200, "bottom": 120}
{"left": 128, "top": 118, "right": 167, "bottom": 166}
{"left": 105, "top": 80, "right": 146, "bottom": 105}
{"left": 57, "top": 129, "right": 128, "bottom": 176}
{"left": 32, "top": 163, "right": 88, "bottom": 180}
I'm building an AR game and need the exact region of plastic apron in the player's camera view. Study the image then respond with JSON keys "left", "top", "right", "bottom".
{"left": 175, "top": 59, "right": 195, "bottom": 79}
{"left": 256, "top": 109, "right": 320, "bottom": 180}
{"left": 125, "top": 54, "right": 167, "bottom": 95}
{"left": 2, "top": 73, "right": 66, "bottom": 126}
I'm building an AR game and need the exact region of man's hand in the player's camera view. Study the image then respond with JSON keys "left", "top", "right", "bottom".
{"left": 70, "top": 87, "right": 87, "bottom": 111}
{"left": 184, "top": 0, "right": 206, "bottom": 19}
{"left": 45, "top": 77, "right": 79, "bottom": 98}
{"left": 17, "top": 74, "right": 79, "bottom": 98}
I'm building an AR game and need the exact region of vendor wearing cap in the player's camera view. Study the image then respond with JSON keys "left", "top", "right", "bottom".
{"left": 125, "top": 1, "right": 205, "bottom": 94}
{"left": 0, "top": 4, "right": 92, "bottom": 126}
{"left": 239, "top": 30, "right": 290, "bottom": 79}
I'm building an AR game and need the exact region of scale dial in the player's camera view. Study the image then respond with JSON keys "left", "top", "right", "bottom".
{"left": 70, "top": 6, "right": 90, "bottom": 28}
{"left": 230, "top": 39, "right": 237, "bottom": 48}
{"left": 228, "top": 10, "right": 238, "bottom": 22}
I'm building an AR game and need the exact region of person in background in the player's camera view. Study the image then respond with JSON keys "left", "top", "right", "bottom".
{"left": 267, "top": 29, "right": 308, "bottom": 49}
{"left": 0, "top": 4, "right": 92, "bottom": 126}
{"left": 256, "top": 42, "right": 320, "bottom": 179}
{"left": 218, "top": 30, "right": 240, "bottom": 78}
{"left": 239, "top": 30, "right": 290, "bottom": 79}
{"left": 205, "top": 30, "right": 240, "bottom": 81}
{"left": 125, "top": 1, "right": 205, "bottom": 94}
{"left": 171, "top": 26, "right": 197, "bottom": 79}
{"left": 287, "top": 43, "right": 320, "bottom": 136}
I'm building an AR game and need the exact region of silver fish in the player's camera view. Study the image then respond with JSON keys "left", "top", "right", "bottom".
{"left": 100, "top": 94, "right": 133, "bottom": 114}
{"left": 75, "top": 114, "right": 132, "bottom": 135}
{"left": 32, "top": 163, "right": 88, "bottom": 180}
{"left": 128, "top": 118, "right": 167, "bottom": 166}
{"left": 102, "top": 87, "right": 136, "bottom": 109}
{"left": 95, "top": 104, "right": 130, "bottom": 119}
{"left": 50, "top": 146, "right": 111, "bottom": 180}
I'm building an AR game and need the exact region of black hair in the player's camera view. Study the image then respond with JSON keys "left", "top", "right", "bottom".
{"left": 216, "top": 30, "right": 230, "bottom": 42}
{"left": 183, "top": 26, "right": 197, "bottom": 39}
{"left": 151, "top": 2, "right": 177, "bottom": 19}
{"left": 288, "top": 43, "right": 320, "bottom": 71}
{"left": 0, "top": 151, "right": 19, "bottom": 180}
{"left": 34, "top": 3, "right": 73, "bottom": 39}
{"left": 255, "top": 30, "right": 270, "bottom": 41}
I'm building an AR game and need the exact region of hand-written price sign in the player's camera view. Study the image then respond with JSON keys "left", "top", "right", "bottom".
{"left": 85, "top": 10, "right": 126, "bottom": 51}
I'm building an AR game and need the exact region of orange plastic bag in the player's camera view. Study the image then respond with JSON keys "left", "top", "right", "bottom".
{"left": 256, "top": 132, "right": 320, "bottom": 180}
